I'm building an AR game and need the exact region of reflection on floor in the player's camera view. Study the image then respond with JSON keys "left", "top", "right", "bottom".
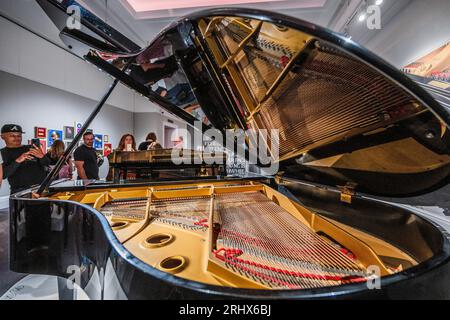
{"left": 0, "top": 275, "right": 89, "bottom": 300}
{"left": 0, "top": 208, "right": 90, "bottom": 300}
{"left": 0, "top": 209, "right": 26, "bottom": 296}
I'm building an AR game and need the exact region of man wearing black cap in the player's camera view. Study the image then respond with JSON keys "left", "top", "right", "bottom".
{"left": 1, "top": 124, "right": 50, "bottom": 194}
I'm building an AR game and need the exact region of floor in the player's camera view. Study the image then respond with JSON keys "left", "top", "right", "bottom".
{"left": 381, "top": 185, "right": 450, "bottom": 214}
{"left": 0, "top": 208, "right": 88, "bottom": 300}
{"left": 0, "top": 185, "right": 449, "bottom": 299}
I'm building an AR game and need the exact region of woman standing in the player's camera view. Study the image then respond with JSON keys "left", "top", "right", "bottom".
{"left": 107, "top": 134, "right": 137, "bottom": 181}
{"left": 116, "top": 134, "right": 136, "bottom": 152}
{"left": 47, "top": 140, "right": 73, "bottom": 179}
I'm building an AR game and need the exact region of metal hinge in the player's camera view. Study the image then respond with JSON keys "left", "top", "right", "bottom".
{"left": 338, "top": 182, "right": 357, "bottom": 204}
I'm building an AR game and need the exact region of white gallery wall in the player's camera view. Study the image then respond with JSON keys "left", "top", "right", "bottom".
{"left": 0, "top": 15, "right": 190, "bottom": 209}
{"left": 0, "top": 15, "right": 160, "bottom": 114}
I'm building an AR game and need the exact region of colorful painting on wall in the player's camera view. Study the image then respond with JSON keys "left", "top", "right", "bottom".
{"left": 403, "top": 41, "right": 450, "bottom": 90}
{"left": 34, "top": 127, "right": 46, "bottom": 139}
{"left": 75, "top": 122, "right": 83, "bottom": 134}
{"left": 104, "top": 143, "right": 112, "bottom": 157}
{"left": 64, "top": 126, "right": 75, "bottom": 140}
{"left": 48, "top": 129, "right": 63, "bottom": 147}
{"left": 94, "top": 134, "right": 103, "bottom": 150}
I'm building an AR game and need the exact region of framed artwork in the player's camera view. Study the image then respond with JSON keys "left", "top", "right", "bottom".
{"left": 104, "top": 143, "right": 112, "bottom": 157}
{"left": 34, "top": 127, "right": 46, "bottom": 139}
{"left": 103, "top": 135, "right": 109, "bottom": 143}
{"left": 75, "top": 122, "right": 83, "bottom": 134}
{"left": 64, "top": 126, "right": 75, "bottom": 140}
{"left": 94, "top": 134, "right": 103, "bottom": 149}
{"left": 48, "top": 129, "right": 63, "bottom": 147}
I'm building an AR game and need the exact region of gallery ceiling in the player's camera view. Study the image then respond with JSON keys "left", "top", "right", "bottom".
{"left": 0, "top": 0, "right": 413, "bottom": 51}
{"left": 77, "top": 0, "right": 346, "bottom": 47}
{"left": 119, "top": 0, "right": 328, "bottom": 19}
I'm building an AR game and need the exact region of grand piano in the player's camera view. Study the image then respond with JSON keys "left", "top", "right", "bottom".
{"left": 9, "top": 0, "right": 450, "bottom": 299}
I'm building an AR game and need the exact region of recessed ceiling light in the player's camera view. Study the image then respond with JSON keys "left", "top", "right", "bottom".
{"left": 358, "top": 13, "right": 366, "bottom": 22}
{"left": 375, "top": 0, "right": 383, "bottom": 5}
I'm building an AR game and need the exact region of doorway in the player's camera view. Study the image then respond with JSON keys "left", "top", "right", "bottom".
{"left": 163, "top": 123, "right": 177, "bottom": 148}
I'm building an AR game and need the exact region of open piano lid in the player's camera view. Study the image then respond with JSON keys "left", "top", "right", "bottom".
{"left": 37, "top": 1, "right": 450, "bottom": 197}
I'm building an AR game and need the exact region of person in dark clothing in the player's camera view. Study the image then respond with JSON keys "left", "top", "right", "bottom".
{"left": 0, "top": 124, "right": 50, "bottom": 194}
{"left": 138, "top": 132, "right": 162, "bottom": 151}
{"left": 74, "top": 132, "right": 100, "bottom": 180}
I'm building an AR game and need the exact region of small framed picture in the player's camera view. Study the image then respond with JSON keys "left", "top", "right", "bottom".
{"left": 64, "top": 126, "right": 75, "bottom": 140}
{"left": 35, "top": 127, "right": 46, "bottom": 139}
{"left": 75, "top": 122, "right": 83, "bottom": 134}
{"left": 48, "top": 129, "right": 63, "bottom": 147}
{"left": 104, "top": 143, "right": 112, "bottom": 157}
{"left": 94, "top": 134, "right": 103, "bottom": 149}
{"left": 103, "top": 135, "right": 109, "bottom": 143}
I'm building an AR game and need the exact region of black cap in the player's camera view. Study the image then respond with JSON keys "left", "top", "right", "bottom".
{"left": 1, "top": 124, "right": 25, "bottom": 134}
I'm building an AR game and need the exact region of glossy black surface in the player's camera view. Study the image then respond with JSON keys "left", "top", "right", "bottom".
{"left": 36, "top": 0, "right": 141, "bottom": 54}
